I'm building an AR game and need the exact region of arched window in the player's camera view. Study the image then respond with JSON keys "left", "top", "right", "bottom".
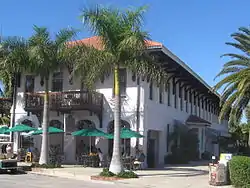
{"left": 76, "top": 120, "right": 95, "bottom": 130}
{"left": 49, "top": 120, "right": 63, "bottom": 129}
{"left": 21, "top": 119, "right": 34, "bottom": 149}
{"left": 107, "top": 120, "right": 130, "bottom": 157}
{"left": 21, "top": 119, "right": 34, "bottom": 127}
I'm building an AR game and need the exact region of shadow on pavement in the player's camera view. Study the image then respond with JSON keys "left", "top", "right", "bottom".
{"left": 138, "top": 167, "right": 209, "bottom": 177}
{"left": 0, "top": 170, "right": 27, "bottom": 175}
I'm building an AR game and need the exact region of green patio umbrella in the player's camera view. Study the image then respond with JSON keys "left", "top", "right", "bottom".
{"left": 0, "top": 126, "right": 9, "bottom": 134}
{"left": 72, "top": 128, "right": 109, "bottom": 152}
{"left": 4, "top": 124, "right": 37, "bottom": 133}
{"left": 107, "top": 128, "right": 144, "bottom": 139}
{"left": 72, "top": 128, "right": 109, "bottom": 137}
{"left": 32, "top": 126, "right": 64, "bottom": 135}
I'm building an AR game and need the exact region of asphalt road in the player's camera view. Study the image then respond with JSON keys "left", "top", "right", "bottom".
{"left": 0, "top": 173, "right": 127, "bottom": 188}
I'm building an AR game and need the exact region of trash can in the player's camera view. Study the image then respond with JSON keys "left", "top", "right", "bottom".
{"left": 208, "top": 163, "right": 229, "bottom": 186}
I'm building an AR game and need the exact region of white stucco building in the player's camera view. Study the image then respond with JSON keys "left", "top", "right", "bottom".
{"left": 11, "top": 36, "right": 229, "bottom": 167}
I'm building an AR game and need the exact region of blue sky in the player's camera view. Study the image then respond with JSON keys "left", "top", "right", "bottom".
{"left": 0, "top": 0, "right": 249, "bottom": 90}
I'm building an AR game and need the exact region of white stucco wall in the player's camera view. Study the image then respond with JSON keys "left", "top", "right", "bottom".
{"left": 11, "top": 66, "right": 229, "bottom": 165}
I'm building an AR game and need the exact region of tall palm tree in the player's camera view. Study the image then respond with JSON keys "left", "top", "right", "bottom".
{"left": 28, "top": 26, "right": 84, "bottom": 164}
{"left": 76, "top": 5, "right": 167, "bottom": 173}
{"left": 0, "top": 37, "right": 30, "bottom": 142}
{"left": 214, "top": 26, "right": 250, "bottom": 124}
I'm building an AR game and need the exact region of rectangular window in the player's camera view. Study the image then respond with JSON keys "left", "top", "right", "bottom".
{"left": 119, "top": 68, "right": 127, "bottom": 96}
{"left": 190, "top": 91, "right": 193, "bottom": 114}
{"left": 159, "top": 84, "right": 164, "bottom": 104}
{"left": 167, "top": 83, "right": 171, "bottom": 106}
{"left": 198, "top": 96, "right": 201, "bottom": 117}
{"left": 172, "top": 79, "right": 176, "bottom": 95}
{"left": 179, "top": 84, "right": 182, "bottom": 98}
{"left": 185, "top": 88, "right": 188, "bottom": 113}
{"left": 184, "top": 88, "right": 187, "bottom": 101}
{"left": 174, "top": 93, "right": 177, "bottom": 109}
{"left": 52, "top": 72, "right": 63, "bottom": 92}
{"left": 166, "top": 124, "right": 170, "bottom": 152}
{"left": 16, "top": 73, "right": 21, "bottom": 88}
{"left": 179, "top": 85, "right": 183, "bottom": 111}
{"left": 149, "top": 81, "right": 153, "bottom": 100}
{"left": 201, "top": 98, "right": 204, "bottom": 109}
{"left": 25, "top": 75, "right": 35, "bottom": 93}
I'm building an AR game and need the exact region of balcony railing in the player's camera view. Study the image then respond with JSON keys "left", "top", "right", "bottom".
{"left": 25, "top": 91, "right": 103, "bottom": 112}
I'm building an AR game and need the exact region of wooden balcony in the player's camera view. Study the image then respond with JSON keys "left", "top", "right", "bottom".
{"left": 25, "top": 91, "right": 103, "bottom": 113}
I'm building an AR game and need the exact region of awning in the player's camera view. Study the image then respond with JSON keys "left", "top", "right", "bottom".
{"left": 205, "top": 128, "right": 220, "bottom": 138}
{"left": 186, "top": 115, "right": 211, "bottom": 126}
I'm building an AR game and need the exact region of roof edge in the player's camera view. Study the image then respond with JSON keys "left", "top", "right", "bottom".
{"left": 158, "top": 45, "right": 220, "bottom": 98}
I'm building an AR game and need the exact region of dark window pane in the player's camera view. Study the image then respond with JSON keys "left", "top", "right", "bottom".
{"left": 25, "top": 75, "right": 35, "bottom": 93}
{"left": 52, "top": 72, "right": 63, "bottom": 92}
{"left": 149, "top": 82, "right": 153, "bottom": 100}
{"left": 167, "top": 83, "right": 171, "bottom": 106}
{"left": 159, "top": 84, "right": 163, "bottom": 104}
{"left": 119, "top": 68, "right": 127, "bottom": 95}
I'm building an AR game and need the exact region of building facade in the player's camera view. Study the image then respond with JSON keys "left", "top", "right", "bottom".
{"left": 11, "top": 37, "right": 229, "bottom": 166}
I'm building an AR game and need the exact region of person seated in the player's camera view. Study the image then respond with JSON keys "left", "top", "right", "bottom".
{"left": 134, "top": 149, "right": 146, "bottom": 170}
{"left": 6, "top": 144, "right": 13, "bottom": 154}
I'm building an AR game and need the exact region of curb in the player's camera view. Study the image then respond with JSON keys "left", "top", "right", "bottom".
{"left": 27, "top": 171, "right": 115, "bottom": 185}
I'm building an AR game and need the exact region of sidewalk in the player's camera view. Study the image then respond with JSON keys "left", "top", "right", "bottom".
{"left": 18, "top": 163, "right": 232, "bottom": 188}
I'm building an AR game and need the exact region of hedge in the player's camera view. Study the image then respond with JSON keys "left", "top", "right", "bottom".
{"left": 229, "top": 156, "right": 250, "bottom": 188}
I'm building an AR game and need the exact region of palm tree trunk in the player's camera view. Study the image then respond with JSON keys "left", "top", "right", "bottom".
{"left": 136, "top": 77, "right": 140, "bottom": 148}
{"left": 109, "top": 65, "right": 123, "bottom": 174}
{"left": 10, "top": 73, "right": 18, "bottom": 143}
{"left": 39, "top": 77, "right": 49, "bottom": 165}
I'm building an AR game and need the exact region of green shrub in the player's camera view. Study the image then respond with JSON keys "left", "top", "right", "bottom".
{"left": 117, "top": 171, "right": 138, "bottom": 178}
{"left": 99, "top": 168, "right": 138, "bottom": 179}
{"left": 99, "top": 168, "right": 115, "bottom": 177}
{"left": 229, "top": 156, "right": 250, "bottom": 188}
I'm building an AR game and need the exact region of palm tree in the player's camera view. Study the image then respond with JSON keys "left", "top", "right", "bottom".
{"left": 28, "top": 26, "right": 84, "bottom": 164}
{"left": 0, "top": 37, "right": 30, "bottom": 142}
{"left": 214, "top": 26, "right": 250, "bottom": 124}
{"left": 75, "top": 5, "right": 167, "bottom": 173}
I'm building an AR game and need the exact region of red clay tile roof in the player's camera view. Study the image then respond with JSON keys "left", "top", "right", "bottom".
{"left": 68, "top": 36, "right": 162, "bottom": 50}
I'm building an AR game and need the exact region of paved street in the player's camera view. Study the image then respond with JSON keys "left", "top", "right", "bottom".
{"left": 0, "top": 171, "right": 232, "bottom": 188}
{"left": 0, "top": 173, "right": 120, "bottom": 188}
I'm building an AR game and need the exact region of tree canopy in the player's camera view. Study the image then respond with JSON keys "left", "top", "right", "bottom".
{"left": 214, "top": 26, "right": 250, "bottom": 124}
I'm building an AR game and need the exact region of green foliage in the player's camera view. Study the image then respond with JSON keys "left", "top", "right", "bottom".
{"left": 0, "top": 116, "right": 10, "bottom": 125}
{"left": 229, "top": 156, "right": 250, "bottom": 188}
{"left": 165, "top": 127, "right": 199, "bottom": 164}
{"left": 117, "top": 171, "right": 138, "bottom": 178}
{"left": 75, "top": 5, "right": 168, "bottom": 89}
{"left": 99, "top": 168, "right": 138, "bottom": 178}
{"left": 99, "top": 168, "right": 115, "bottom": 177}
{"left": 0, "top": 37, "right": 29, "bottom": 97}
{"left": 214, "top": 26, "right": 250, "bottom": 124}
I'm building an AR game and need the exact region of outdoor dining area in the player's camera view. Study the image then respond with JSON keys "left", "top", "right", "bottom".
{"left": 0, "top": 124, "right": 145, "bottom": 170}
